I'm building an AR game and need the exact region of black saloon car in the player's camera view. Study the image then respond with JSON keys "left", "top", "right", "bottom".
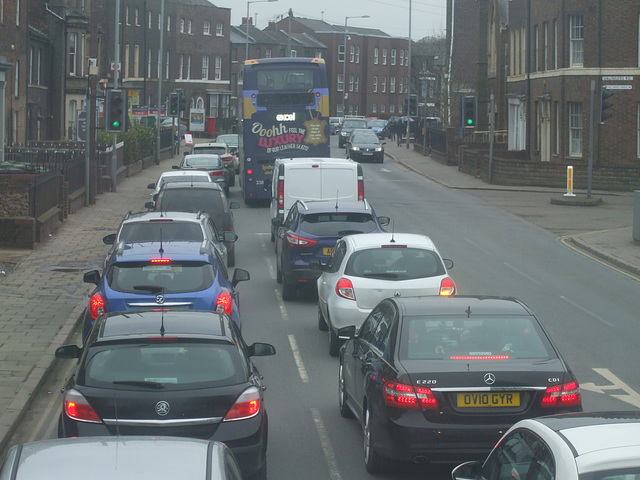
{"left": 346, "top": 129, "right": 385, "bottom": 163}
{"left": 55, "top": 310, "right": 276, "bottom": 480}
{"left": 337, "top": 296, "right": 582, "bottom": 473}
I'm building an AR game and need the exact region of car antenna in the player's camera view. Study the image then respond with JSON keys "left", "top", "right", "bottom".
{"left": 390, "top": 220, "right": 396, "bottom": 243}
{"left": 335, "top": 190, "right": 339, "bottom": 211}
{"left": 160, "top": 308, "right": 166, "bottom": 336}
{"left": 159, "top": 228, "right": 164, "bottom": 256}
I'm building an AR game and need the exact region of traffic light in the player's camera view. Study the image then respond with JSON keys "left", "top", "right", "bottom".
{"left": 169, "top": 93, "right": 179, "bottom": 116}
{"left": 105, "top": 89, "right": 127, "bottom": 132}
{"left": 462, "top": 96, "right": 477, "bottom": 127}
{"left": 599, "top": 86, "right": 613, "bottom": 124}
{"left": 409, "top": 94, "right": 418, "bottom": 116}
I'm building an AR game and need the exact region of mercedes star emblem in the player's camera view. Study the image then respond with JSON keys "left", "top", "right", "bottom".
{"left": 484, "top": 373, "right": 496, "bottom": 385}
{"left": 155, "top": 400, "right": 170, "bottom": 416}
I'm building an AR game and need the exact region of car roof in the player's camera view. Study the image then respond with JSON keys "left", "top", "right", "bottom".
{"left": 276, "top": 156, "right": 356, "bottom": 166}
{"left": 112, "top": 240, "right": 213, "bottom": 262}
{"left": 296, "top": 199, "right": 372, "bottom": 213}
{"left": 343, "top": 232, "right": 437, "bottom": 250}
{"left": 5, "top": 436, "right": 232, "bottom": 480}
{"left": 194, "top": 142, "right": 227, "bottom": 148}
{"left": 95, "top": 310, "right": 231, "bottom": 341}
{"left": 514, "top": 412, "right": 640, "bottom": 473}
{"left": 390, "top": 295, "right": 533, "bottom": 317}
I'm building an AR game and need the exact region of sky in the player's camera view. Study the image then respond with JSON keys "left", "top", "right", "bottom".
{"left": 208, "top": 0, "right": 447, "bottom": 41}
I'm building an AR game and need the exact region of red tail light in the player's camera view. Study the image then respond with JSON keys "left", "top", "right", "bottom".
{"left": 286, "top": 232, "right": 317, "bottom": 247}
{"left": 358, "top": 179, "right": 364, "bottom": 201}
{"left": 216, "top": 291, "right": 233, "bottom": 315}
{"left": 439, "top": 277, "right": 456, "bottom": 296}
{"left": 277, "top": 180, "right": 284, "bottom": 210}
{"left": 64, "top": 389, "right": 102, "bottom": 423}
{"left": 541, "top": 381, "right": 581, "bottom": 407}
{"left": 336, "top": 278, "right": 355, "bottom": 300}
{"left": 209, "top": 171, "right": 225, "bottom": 177}
{"left": 384, "top": 381, "right": 438, "bottom": 409}
{"left": 89, "top": 293, "right": 106, "bottom": 320}
{"left": 150, "top": 258, "right": 171, "bottom": 264}
{"left": 224, "top": 387, "right": 261, "bottom": 421}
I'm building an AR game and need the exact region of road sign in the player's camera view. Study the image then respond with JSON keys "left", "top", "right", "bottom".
{"left": 110, "top": 62, "right": 121, "bottom": 73}
{"left": 603, "top": 85, "right": 632, "bottom": 90}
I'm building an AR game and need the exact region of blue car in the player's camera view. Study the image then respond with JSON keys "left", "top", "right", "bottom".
{"left": 82, "top": 240, "right": 249, "bottom": 341}
{"left": 272, "top": 199, "right": 390, "bottom": 301}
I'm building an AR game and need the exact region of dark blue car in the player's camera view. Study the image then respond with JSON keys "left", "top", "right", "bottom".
{"left": 272, "top": 199, "right": 390, "bottom": 300}
{"left": 81, "top": 240, "right": 249, "bottom": 341}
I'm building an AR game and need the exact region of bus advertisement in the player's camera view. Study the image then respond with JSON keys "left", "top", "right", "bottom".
{"left": 238, "top": 57, "right": 330, "bottom": 203}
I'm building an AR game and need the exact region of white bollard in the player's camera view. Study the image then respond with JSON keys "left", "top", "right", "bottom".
{"left": 564, "top": 165, "right": 576, "bottom": 197}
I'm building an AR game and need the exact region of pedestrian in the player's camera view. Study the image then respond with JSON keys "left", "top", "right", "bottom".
{"left": 396, "top": 119, "right": 404, "bottom": 146}
{"left": 388, "top": 119, "right": 396, "bottom": 141}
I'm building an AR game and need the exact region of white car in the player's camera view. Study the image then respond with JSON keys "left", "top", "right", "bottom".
{"left": 147, "top": 169, "right": 212, "bottom": 200}
{"left": 313, "top": 232, "right": 455, "bottom": 356}
{"left": 191, "top": 142, "right": 237, "bottom": 179}
{"left": 452, "top": 411, "right": 640, "bottom": 480}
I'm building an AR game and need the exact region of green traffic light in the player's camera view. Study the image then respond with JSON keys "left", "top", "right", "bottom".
{"left": 112, "top": 121, "right": 120, "bottom": 128}
{"left": 467, "top": 118, "right": 474, "bottom": 125}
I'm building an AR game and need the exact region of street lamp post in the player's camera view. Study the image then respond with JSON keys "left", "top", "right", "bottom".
{"left": 245, "top": 0, "right": 278, "bottom": 62}
{"left": 342, "top": 15, "right": 369, "bottom": 117}
{"left": 406, "top": 0, "right": 412, "bottom": 148}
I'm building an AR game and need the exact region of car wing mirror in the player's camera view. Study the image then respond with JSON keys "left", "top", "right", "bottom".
{"left": 144, "top": 201, "right": 155, "bottom": 210}
{"left": 451, "top": 461, "right": 482, "bottom": 480}
{"left": 337, "top": 325, "right": 356, "bottom": 340}
{"left": 83, "top": 270, "right": 101, "bottom": 285}
{"left": 147, "top": 183, "right": 155, "bottom": 189}
{"left": 172, "top": 165, "right": 180, "bottom": 169}
{"left": 103, "top": 233, "right": 117, "bottom": 245}
{"left": 377, "top": 216, "right": 390, "bottom": 227}
{"left": 443, "top": 259, "right": 454, "bottom": 270}
{"left": 232, "top": 268, "right": 250, "bottom": 286}
{"left": 248, "top": 342, "right": 276, "bottom": 357}
{"left": 271, "top": 217, "right": 282, "bottom": 227}
{"left": 55, "top": 344, "right": 82, "bottom": 359}
{"left": 229, "top": 201, "right": 240, "bottom": 209}
{"left": 308, "top": 259, "right": 325, "bottom": 271}
{"left": 224, "top": 232, "right": 238, "bottom": 243}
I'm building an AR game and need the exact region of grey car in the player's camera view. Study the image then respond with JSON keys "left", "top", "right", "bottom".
{"left": 0, "top": 436, "right": 244, "bottom": 480}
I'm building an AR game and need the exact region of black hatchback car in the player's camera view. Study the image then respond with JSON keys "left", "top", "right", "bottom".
{"left": 346, "top": 129, "right": 385, "bottom": 163}
{"left": 55, "top": 310, "right": 276, "bottom": 480}
{"left": 272, "top": 199, "right": 390, "bottom": 300}
{"left": 337, "top": 296, "right": 582, "bottom": 473}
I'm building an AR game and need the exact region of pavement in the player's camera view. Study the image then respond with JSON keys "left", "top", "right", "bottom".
{"left": 1, "top": 140, "right": 639, "bottom": 454}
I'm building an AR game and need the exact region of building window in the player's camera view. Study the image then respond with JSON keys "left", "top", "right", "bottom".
{"left": 569, "top": 15, "right": 583, "bottom": 66}
{"left": 204, "top": 20, "right": 211, "bottom": 35}
{"left": 29, "top": 46, "right": 34, "bottom": 84}
{"left": 179, "top": 54, "right": 184, "bottom": 79}
{"left": 215, "top": 56, "right": 222, "bottom": 80}
{"left": 188, "top": 20, "right": 192, "bottom": 34}
{"left": 165, "top": 50, "right": 170, "bottom": 79}
{"left": 134, "top": 45, "right": 139, "bottom": 77}
{"left": 147, "top": 48, "right": 152, "bottom": 78}
{"left": 390, "top": 76, "right": 396, "bottom": 93}
{"left": 186, "top": 55, "right": 191, "bottom": 79}
{"left": 157, "top": 50, "right": 161, "bottom": 78}
{"left": 399, "top": 78, "right": 403, "bottom": 94}
{"left": 382, "top": 48, "right": 387, "bottom": 65}
{"left": 216, "top": 21, "right": 223, "bottom": 36}
{"left": 400, "top": 49, "right": 404, "bottom": 66}
{"left": 372, "top": 104, "right": 377, "bottom": 113}
{"left": 180, "top": 18, "right": 185, "bottom": 33}
{"left": 349, "top": 74, "right": 354, "bottom": 92}
{"left": 553, "top": 19, "right": 558, "bottom": 69}
{"left": 290, "top": 49, "right": 297, "bottom": 57}
{"left": 135, "top": 7, "right": 140, "bottom": 26}
{"left": 338, "top": 44, "right": 345, "bottom": 63}
{"left": 167, "top": 15, "right": 171, "bottom": 32}
{"left": 555, "top": 101, "right": 560, "bottom": 155}
{"left": 69, "top": 32, "right": 77, "bottom": 76}
{"left": 338, "top": 73, "right": 344, "bottom": 92}
{"left": 381, "top": 104, "right": 386, "bottom": 113}
{"left": 534, "top": 25, "right": 539, "bottom": 71}
{"left": 148, "top": 10, "right": 152, "bottom": 29}
{"left": 266, "top": 48, "right": 272, "bottom": 58}
{"left": 350, "top": 45, "right": 355, "bottom": 63}
{"left": 568, "top": 102, "right": 583, "bottom": 156}
{"left": 14, "top": 60, "right": 19, "bottom": 97}
{"left": 355, "top": 75, "right": 359, "bottom": 92}
{"left": 382, "top": 76, "right": 386, "bottom": 93}
{"left": 202, "top": 55, "right": 209, "bottom": 80}
{"left": 158, "top": 13, "right": 161, "bottom": 30}
{"left": 315, "top": 50, "right": 322, "bottom": 58}
{"left": 543, "top": 22, "right": 548, "bottom": 71}
{"left": 125, "top": 6, "right": 130, "bottom": 25}
{"left": 373, "top": 76, "right": 378, "bottom": 93}
{"left": 391, "top": 49, "right": 396, "bottom": 65}
{"left": 374, "top": 48, "right": 379, "bottom": 64}
{"left": 390, "top": 103, "right": 395, "bottom": 113}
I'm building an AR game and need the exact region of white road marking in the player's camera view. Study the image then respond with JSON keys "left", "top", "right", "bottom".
{"left": 463, "top": 237, "right": 492, "bottom": 256}
{"left": 504, "top": 262, "right": 543, "bottom": 286}
{"left": 288, "top": 334, "right": 309, "bottom": 383}
{"left": 580, "top": 368, "right": 640, "bottom": 408}
{"left": 559, "top": 295, "right": 614, "bottom": 327}
{"left": 275, "top": 289, "right": 289, "bottom": 321}
{"left": 311, "top": 408, "right": 343, "bottom": 480}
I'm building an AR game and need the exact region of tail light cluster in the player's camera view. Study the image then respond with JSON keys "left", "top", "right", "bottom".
{"left": 64, "top": 389, "right": 101, "bottom": 423}
{"left": 439, "top": 277, "right": 456, "bottom": 296}
{"left": 209, "top": 171, "right": 225, "bottom": 177}
{"left": 89, "top": 293, "right": 106, "bottom": 320}
{"left": 224, "top": 387, "right": 261, "bottom": 421}
{"left": 286, "top": 232, "right": 317, "bottom": 247}
{"left": 358, "top": 179, "right": 364, "bottom": 201}
{"left": 335, "top": 278, "right": 355, "bottom": 300}
{"left": 541, "top": 381, "right": 581, "bottom": 407}
{"left": 384, "top": 381, "right": 438, "bottom": 409}
{"left": 277, "top": 180, "right": 284, "bottom": 210}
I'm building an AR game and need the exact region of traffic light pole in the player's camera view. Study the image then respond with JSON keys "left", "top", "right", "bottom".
{"left": 588, "top": 80, "right": 595, "bottom": 199}
{"left": 111, "top": 0, "right": 121, "bottom": 193}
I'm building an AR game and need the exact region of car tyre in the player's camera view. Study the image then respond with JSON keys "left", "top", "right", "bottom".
{"left": 276, "top": 257, "right": 283, "bottom": 284}
{"left": 364, "top": 406, "right": 386, "bottom": 473}
{"left": 329, "top": 326, "right": 341, "bottom": 357}
{"left": 339, "top": 361, "right": 353, "bottom": 418}
{"left": 282, "top": 273, "right": 296, "bottom": 301}
{"left": 318, "top": 305, "right": 328, "bottom": 331}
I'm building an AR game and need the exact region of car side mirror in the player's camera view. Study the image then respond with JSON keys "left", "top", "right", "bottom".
{"left": 83, "top": 270, "right": 101, "bottom": 285}
{"left": 451, "top": 461, "right": 482, "bottom": 480}
{"left": 232, "top": 268, "right": 250, "bottom": 286}
{"left": 337, "top": 325, "right": 356, "bottom": 340}
{"left": 55, "top": 344, "right": 82, "bottom": 359}
{"left": 248, "top": 342, "right": 276, "bottom": 357}
{"left": 309, "top": 259, "right": 325, "bottom": 271}
{"left": 147, "top": 183, "right": 155, "bottom": 189}
{"left": 172, "top": 165, "right": 180, "bottom": 169}
{"left": 443, "top": 259, "right": 454, "bottom": 270}
{"left": 144, "top": 201, "right": 155, "bottom": 210}
{"left": 271, "top": 217, "right": 282, "bottom": 227}
{"left": 223, "top": 232, "right": 238, "bottom": 243}
{"left": 229, "top": 201, "right": 240, "bottom": 210}
{"left": 103, "top": 233, "right": 117, "bottom": 245}
{"left": 377, "top": 216, "right": 390, "bottom": 226}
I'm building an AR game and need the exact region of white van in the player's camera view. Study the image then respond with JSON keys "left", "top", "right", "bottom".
{"left": 268, "top": 157, "right": 364, "bottom": 241}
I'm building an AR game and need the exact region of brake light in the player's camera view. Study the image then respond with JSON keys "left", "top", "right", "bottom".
{"left": 541, "top": 381, "right": 581, "bottom": 407}
{"left": 277, "top": 180, "right": 284, "bottom": 210}
{"left": 247, "top": 169, "right": 253, "bottom": 176}
{"left": 358, "top": 179, "right": 364, "bottom": 201}
{"left": 216, "top": 291, "right": 233, "bottom": 315}
{"left": 439, "top": 277, "right": 456, "bottom": 296}
{"left": 209, "top": 171, "right": 225, "bottom": 177}
{"left": 336, "top": 278, "right": 355, "bottom": 300}
{"left": 224, "top": 387, "right": 261, "bottom": 421}
{"left": 89, "top": 293, "right": 106, "bottom": 320}
{"left": 384, "top": 381, "right": 438, "bottom": 409}
{"left": 64, "top": 389, "right": 101, "bottom": 423}
{"left": 150, "top": 258, "right": 171, "bottom": 264}
{"left": 285, "top": 232, "right": 317, "bottom": 247}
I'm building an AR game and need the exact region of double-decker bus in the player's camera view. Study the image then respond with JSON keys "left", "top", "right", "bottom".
{"left": 238, "top": 57, "right": 330, "bottom": 203}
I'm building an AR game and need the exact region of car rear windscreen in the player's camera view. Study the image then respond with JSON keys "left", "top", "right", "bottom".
{"left": 119, "top": 222, "right": 204, "bottom": 243}
{"left": 345, "top": 247, "right": 445, "bottom": 280}
{"left": 300, "top": 213, "right": 378, "bottom": 236}
{"left": 107, "top": 261, "right": 215, "bottom": 293}
{"left": 183, "top": 156, "right": 222, "bottom": 168}
{"left": 193, "top": 146, "right": 227, "bottom": 155}
{"left": 156, "top": 190, "right": 225, "bottom": 230}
